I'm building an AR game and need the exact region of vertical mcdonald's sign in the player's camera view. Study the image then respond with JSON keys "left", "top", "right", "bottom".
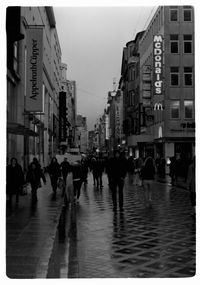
{"left": 153, "top": 35, "right": 163, "bottom": 95}
{"left": 26, "top": 28, "right": 43, "bottom": 112}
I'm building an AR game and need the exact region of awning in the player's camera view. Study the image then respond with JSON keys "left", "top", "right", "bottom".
{"left": 7, "top": 122, "right": 38, "bottom": 137}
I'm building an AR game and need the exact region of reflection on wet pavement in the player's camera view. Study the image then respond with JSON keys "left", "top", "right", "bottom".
{"left": 66, "top": 173, "right": 195, "bottom": 278}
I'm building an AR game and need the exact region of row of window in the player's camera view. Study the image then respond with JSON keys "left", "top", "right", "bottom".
{"left": 170, "top": 67, "right": 193, "bottom": 86}
{"left": 170, "top": 34, "right": 193, "bottom": 54}
{"left": 170, "top": 6, "right": 193, "bottom": 22}
{"left": 171, "top": 100, "right": 194, "bottom": 119}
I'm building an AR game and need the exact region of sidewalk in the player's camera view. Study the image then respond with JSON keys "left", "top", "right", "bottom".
{"left": 6, "top": 176, "right": 65, "bottom": 278}
{"left": 156, "top": 174, "right": 188, "bottom": 190}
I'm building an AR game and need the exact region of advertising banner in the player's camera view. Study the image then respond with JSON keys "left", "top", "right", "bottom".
{"left": 153, "top": 35, "right": 163, "bottom": 95}
{"left": 26, "top": 28, "right": 43, "bottom": 112}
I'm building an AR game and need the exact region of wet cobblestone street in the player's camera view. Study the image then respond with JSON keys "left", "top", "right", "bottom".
{"left": 67, "top": 173, "right": 195, "bottom": 278}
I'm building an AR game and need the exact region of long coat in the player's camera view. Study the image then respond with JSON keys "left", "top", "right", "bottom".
{"left": 6, "top": 164, "right": 24, "bottom": 195}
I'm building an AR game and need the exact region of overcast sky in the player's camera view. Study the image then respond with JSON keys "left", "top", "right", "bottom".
{"left": 54, "top": 6, "right": 157, "bottom": 130}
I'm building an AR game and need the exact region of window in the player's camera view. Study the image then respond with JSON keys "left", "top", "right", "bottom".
{"left": 183, "top": 8, "right": 192, "bottom": 21}
{"left": 170, "top": 35, "right": 179, "bottom": 53}
{"left": 170, "top": 67, "right": 179, "bottom": 86}
{"left": 183, "top": 35, "right": 192, "bottom": 53}
{"left": 129, "top": 66, "right": 135, "bottom": 81}
{"left": 129, "top": 91, "right": 135, "bottom": 106}
{"left": 184, "top": 67, "right": 193, "bottom": 86}
{"left": 184, "top": 100, "right": 193, "bottom": 119}
{"left": 170, "top": 8, "right": 178, "bottom": 21}
{"left": 13, "top": 41, "right": 19, "bottom": 73}
{"left": 171, "top": 101, "right": 180, "bottom": 119}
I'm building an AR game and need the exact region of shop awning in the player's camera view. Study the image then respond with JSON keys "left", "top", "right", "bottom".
{"left": 7, "top": 122, "right": 38, "bottom": 137}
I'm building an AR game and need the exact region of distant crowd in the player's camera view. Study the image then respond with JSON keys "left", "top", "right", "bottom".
{"left": 6, "top": 151, "right": 195, "bottom": 216}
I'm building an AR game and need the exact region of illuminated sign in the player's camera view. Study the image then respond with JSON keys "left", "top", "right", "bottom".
{"left": 153, "top": 35, "right": 163, "bottom": 95}
{"left": 154, "top": 103, "right": 163, "bottom": 110}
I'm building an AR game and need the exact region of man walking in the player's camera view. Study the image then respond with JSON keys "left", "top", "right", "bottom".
{"left": 108, "top": 150, "right": 127, "bottom": 212}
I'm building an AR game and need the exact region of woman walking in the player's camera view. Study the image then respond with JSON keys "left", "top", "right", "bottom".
{"left": 48, "top": 157, "right": 61, "bottom": 198}
{"left": 141, "top": 157, "right": 155, "bottom": 208}
{"left": 26, "top": 161, "right": 46, "bottom": 204}
{"left": 6, "top": 158, "right": 24, "bottom": 208}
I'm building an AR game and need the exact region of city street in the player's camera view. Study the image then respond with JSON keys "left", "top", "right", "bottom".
{"left": 52, "top": 172, "right": 196, "bottom": 278}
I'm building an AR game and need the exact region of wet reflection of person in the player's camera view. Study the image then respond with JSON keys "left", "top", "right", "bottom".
{"left": 108, "top": 150, "right": 127, "bottom": 212}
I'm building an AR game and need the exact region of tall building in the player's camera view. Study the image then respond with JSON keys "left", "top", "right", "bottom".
{"left": 139, "top": 6, "right": 195, "bottom": 164}
{"left": 76, "top": 115, "right": 88, "bottom": 153}
{"left": 6, "top": 7, "right": 62, "bottom": 169}
{"left": 120, "top": 6, "right": 195, "bottom": 169}
{"left": 107, "top": 89, "right": 124, "bottom": 152}
{"left": 59, "top": 64, "right": 77, "bottom": 152}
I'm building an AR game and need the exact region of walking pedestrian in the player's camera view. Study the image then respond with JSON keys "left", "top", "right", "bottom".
{"left": 32, "top": 157, "right": 46, "bottom": 186}
{"left": 48, "top": 157, "right": 61, "bottom": 198}
{"left": 60, "top": 157, "right": 70, "bottom": 185}
{"left": 26, "top": 161, "right": 46, "bottom": 203}
{"left": 81, "top": 155, "right": 89, "bottom": 185}
{"left": 96, "top": 154, "right": 105, "bottom": 188}
{"left": 133, "top": 157, "right": 143, "bottom": 186}
{"left": 108, "top": 150, "right": 128, "bottom": 212}
{"left": 72, "top": 160, "right": 83, "bottom": 202}
{"left": 127, "top": 156, "right": 135, "bottom": 185}
{"left": 90, "top": 157, "right": 98, "bottom": 186}
{"left": 187, "top": 156, "right": 195, "bottom": 218}
{"left": 141, "top": 156, "right": 155, "bottom": 208}
{"left": 6, "top": 157, "right": 24, "bottom": 208}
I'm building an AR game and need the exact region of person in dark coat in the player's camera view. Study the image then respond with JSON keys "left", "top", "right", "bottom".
{"left": 80, "top": 156, "right": 89, "bottom": 185}
{"left": 108, "top": 150, "right": 128, "bottom": 211}
{"left": 60, "top": 157, "right": 70, "bottom": 185}
{"left": 141, "top": 156, "right": 155, "bottom": 208}
{"left": 32, "top": 157, "right": 46, "bottom": 185}
{"left": 6, "top": 157, "right": 24, "bottom": 207}
{"left": 26, "top": 161, "right": 46, "bottom": 203}
{"left": 48, "top": 157, "right": 61, "bottom": 197}
{"left": 72, "top": 161, "right": 84, "bottom": 202}
{"left": 95, "top": 155, "right": 105, "bottom": 188}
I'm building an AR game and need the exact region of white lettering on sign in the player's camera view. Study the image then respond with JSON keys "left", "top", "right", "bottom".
{"left": 153, "top": 35, "right": 163, "bottom": 95}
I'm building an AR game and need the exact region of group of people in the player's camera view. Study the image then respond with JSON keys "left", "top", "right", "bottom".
{"left": 6, "top": 156, "right": 71, "bottom": 207}
{"left": 6, "top": 151, "right": 196, "bottom": 216}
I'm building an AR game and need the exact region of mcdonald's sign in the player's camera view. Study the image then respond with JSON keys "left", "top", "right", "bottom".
{"left": 154, "top": 103, "right": 163, "bottom": 111}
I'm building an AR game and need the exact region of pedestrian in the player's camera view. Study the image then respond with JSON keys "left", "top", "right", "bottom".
{"left": 134, "top": 157, "right": 143, "bottom": 186}
{"left": 187, "top": 156, "right": 195, "bottom": 218}
{"left": 26, "top": 161, "right": 46, "bottom": 203}
{"left": 127, "top": 156, "right": 135, "bottom": 185}
{"left": 72, "top": 160, "right": 83, "bottom": 202}
{"left": 90, "top": 157, "right": 98, "bottom": 186}
{"left": 32, "top": 157, "right": 46, "bottom": 186}
{"left": 95, "top": 154, "right": 105, "bottom": 188}
{"left": 169, "top": 156, "right": 177, "bottom": 185}
{"left": 48, "top": 157, "right": 61, "bottom": 198}
{"left": 81, "top": 155, "right": 89, "bottom": 185}
{"left": 108, "top": 150, "right": 128, "bottom": 212}
{"left": 60, "top": 157, "right": 70, "bottom": 185}
{"left": 6, "top": 157, "right": 24, "bottom": 208}
{"left": 140, "top": 156, "right": 155, "bottom": 208}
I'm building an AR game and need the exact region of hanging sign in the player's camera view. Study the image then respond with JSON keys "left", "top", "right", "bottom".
{"left": 153, "top": 35, "right": 163, "bottom": 95}
{"left": 26, "top": 28, "right": 43, "bottom": 112}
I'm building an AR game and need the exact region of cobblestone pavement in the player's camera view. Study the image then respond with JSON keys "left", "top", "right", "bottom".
{"left": 6, "top": 177, "right": 64, "bottom": 278}
{"left": 67, "top": 173, "right": 196, "bottom": 278}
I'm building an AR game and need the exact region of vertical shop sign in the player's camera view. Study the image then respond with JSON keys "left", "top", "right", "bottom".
{"left": 153, "top": 35, "right": 163, "bottom": 95}
{"left": 26, "top": 28, "right": 43, "bottom": 112}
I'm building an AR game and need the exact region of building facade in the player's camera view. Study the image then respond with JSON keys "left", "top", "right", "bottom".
{"left": 120, "top": 6, "right": 195, "bottom": 170}
{"left": 138, "top": 6, "right": 195, "bottom": 165}
{"left": 76, "top": 115, "right": 88, "bottom": 153}
{"left": 6, "top": 7, "right": 62, "bottom": 170}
